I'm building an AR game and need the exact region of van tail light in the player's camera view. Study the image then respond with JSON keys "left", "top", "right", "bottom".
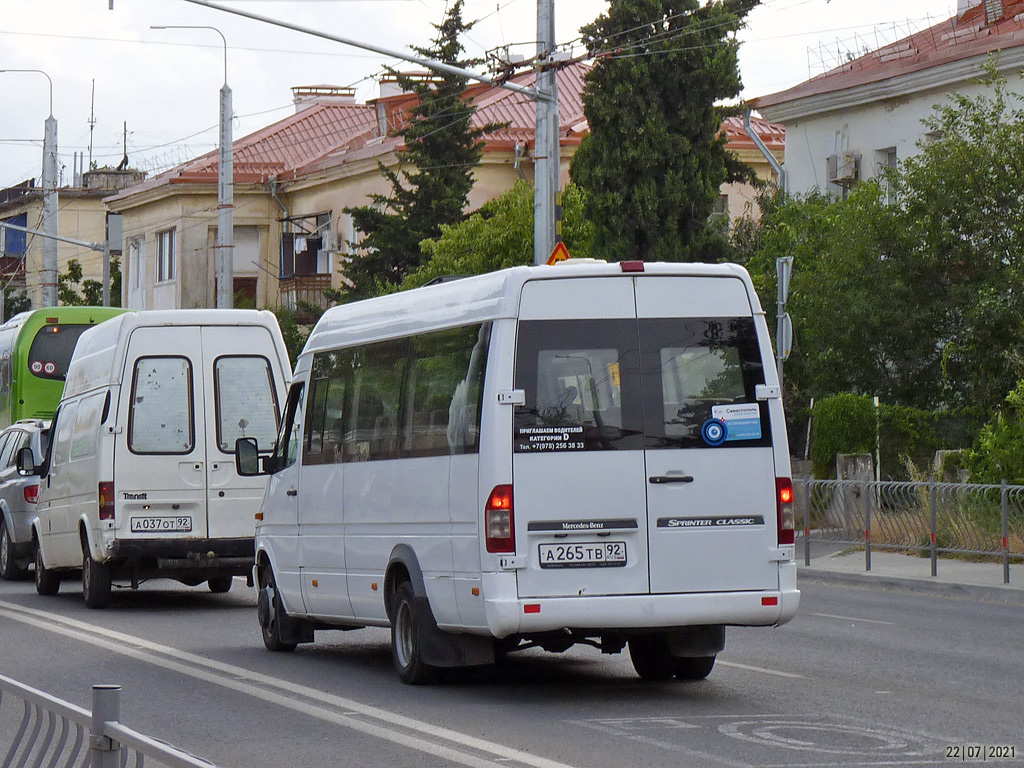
{"left": 99, "top": 482, "right": 115, "bottom": 521}
{"left": 24, "top": 485, "right": 39, "bottom": 504}
{"left": 776, "top": 478, "right": 795, "bottom": 545}
{"left": 485, "top": 484, "right": 515, "bottom": 553}
{"left": 620, "top": 260, "right": 645, "bottom": 273}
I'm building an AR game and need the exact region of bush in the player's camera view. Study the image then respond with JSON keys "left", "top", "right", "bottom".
{"left": 966, "top": 379, "right": 1024, "bottom": 484}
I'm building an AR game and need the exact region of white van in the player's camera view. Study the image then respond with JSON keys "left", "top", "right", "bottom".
{"left": 28, "top": 310, "right": 291, "bottom": 608}
{"left": 238, "top": 262, "right": 799, "bottom": 683}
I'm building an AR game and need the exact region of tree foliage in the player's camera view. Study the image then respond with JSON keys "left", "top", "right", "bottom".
{"left": 739, "top": 60, "right": 1024, "bottom": 415}
{"left": 571, "top": 0, "right": 758, "bottom": 262}
{"left": 342, "top": 0, "right": 495, "bottom": 299}
{"left": 58, "top": 257, "right": 121, "bottom": 307}
{"left": 398, "top": 181, "right": 595, "bottom": 289}
{"left": 966, "top": 380, "right": 1024, "bottom": 483}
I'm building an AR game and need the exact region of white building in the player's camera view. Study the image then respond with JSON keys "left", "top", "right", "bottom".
{"left": 750, "top": 0, "right": 1024, "bottom": 196}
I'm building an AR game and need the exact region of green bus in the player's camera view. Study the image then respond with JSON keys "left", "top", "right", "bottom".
{"left": 0, "top": 307, "right": 131, "bottom": 429}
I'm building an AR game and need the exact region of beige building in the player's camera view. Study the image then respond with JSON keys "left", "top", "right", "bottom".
{"left": 108, "top": 63, "right": 784, "bottom": 312}
{"left": 0, "top": 169, "right": 142, "bottom": 312}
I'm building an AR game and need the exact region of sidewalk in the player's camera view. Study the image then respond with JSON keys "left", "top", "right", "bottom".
{"left": 797, "top": 545, "right": 1024, "bottom": 604}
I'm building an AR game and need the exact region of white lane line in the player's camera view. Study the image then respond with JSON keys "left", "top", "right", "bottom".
{"left": 812, "top": 613, "right": 894, "bottom": 626}
{"left": 716, "top": 661, "right": 804, "bottom": 679}
{"left": 0, "top": 600, "right": 577, "bottom": 768}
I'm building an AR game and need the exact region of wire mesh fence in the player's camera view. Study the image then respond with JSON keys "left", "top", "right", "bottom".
{"left": 797, "top": 479, "right": 1024, "bottom": 583}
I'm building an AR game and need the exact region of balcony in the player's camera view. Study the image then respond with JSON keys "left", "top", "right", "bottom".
{"left": 280, "top": 274, "right": 331, "bottom": 320}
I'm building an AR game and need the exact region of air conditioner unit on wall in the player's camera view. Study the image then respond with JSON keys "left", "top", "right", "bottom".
{"left": 320, "top": 230, "right": 337, "bottom": 252}
{"left": 827, "top": 153, "right": 860, "bottom": 183}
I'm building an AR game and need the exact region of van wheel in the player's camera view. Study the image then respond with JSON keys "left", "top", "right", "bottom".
{"left": 676, "top": 655, "right": 716, "bottom": 681}
{"left": 628, "top": 634, "right": 677, "bottom": 680}
{"left": 390, "top": 581, "right": 437, "bottom": 685}
{"left": 207, "top": 576, "right": 233, "bottom": 594}
{"left": 83, "top": 552, "right": 112, "bottom": 609}
{"left": 1, "top": 522, "right": 26, "bottom": 580}
{"left": 258, "top": 570, "right": 296, "bottom": 652}
{"left": 34, "top": 543, "right": 60, "bottom": 596}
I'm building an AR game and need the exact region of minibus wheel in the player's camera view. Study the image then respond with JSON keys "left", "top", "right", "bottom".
{"left": 34, "top": 542, "right": 60, "bottom": 596}
{"left": 207, "top": 576, "right": 233, "bottom": 594}
{"left": 627, "top": 634, "right": 678, "bottom": 680}
{"left": 83, "top": 552, "right": 112, "bottom": 609}
{"left": 258, "top": 569, "right": 297, "bottom": 652}
{"left": 390, "top": 581, "right": 438, "bottom": 685}
{"left": 676, "top": 656, "right": 716, "bottom": 680}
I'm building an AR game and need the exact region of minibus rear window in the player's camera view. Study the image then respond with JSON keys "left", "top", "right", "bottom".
{"left": 28, "top": 323, "right": 92, "bottom": 380}
{"left": 640, "top": 317, "right": 771, "bottom": 449}
{"left": 514, "top": 320, "right": 644, "bottom": 452}
{"left": 213, "top": 356, "right": 280, "bottom": 452}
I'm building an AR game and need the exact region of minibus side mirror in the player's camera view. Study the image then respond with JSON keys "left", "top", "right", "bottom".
{"left": 235, "top": 437, "right": 264, "bottom": 476}
{"left": 16, "top": 446, "right": 38, "bottom": 476}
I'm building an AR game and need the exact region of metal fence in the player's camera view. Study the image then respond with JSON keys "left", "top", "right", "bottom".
{"left": 797, "top": 479, "right": 1024, "bottom": 584}
{"left": 0, "top": 675, "right": 216, "bottom": 768}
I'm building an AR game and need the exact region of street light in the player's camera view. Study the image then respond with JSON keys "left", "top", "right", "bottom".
{"left": 151, "top": 25, "right": 234, "bottom": 309}
{"left": 0, "top": 68, "right": 59, "bottom": 307}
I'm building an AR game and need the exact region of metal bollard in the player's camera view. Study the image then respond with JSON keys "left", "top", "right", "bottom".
{"left": 90, "top": 684, "right": 123, "bottom": 768}
{"left": 864, "top": 481, "right": 872, "bottom": 572}
{"left": 1002, "top": 480, "right": 1010, "bottom": 585}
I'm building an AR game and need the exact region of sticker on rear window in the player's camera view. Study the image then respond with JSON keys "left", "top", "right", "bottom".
{"left": 711, "top": 403, "right": 762, "bottom": 441}
{"left": 514, "top": 425, "right": 585, "bottom": 452}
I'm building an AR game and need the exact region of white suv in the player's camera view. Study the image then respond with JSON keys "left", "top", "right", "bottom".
{"left": 0, "top": 420, "right": 50, "bottom": 580}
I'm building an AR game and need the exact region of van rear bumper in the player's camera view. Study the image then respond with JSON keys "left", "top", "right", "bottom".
{"left": 482, "top": 573, "right": 800, "bottom": 638}
{"left": 107, "top": 537, "right": 254, "bottom": 577}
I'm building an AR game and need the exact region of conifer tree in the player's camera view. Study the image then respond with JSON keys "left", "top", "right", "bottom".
{"left": 571, "top": 0, "right": 758, "bottom": 262}
{"left": 343, "top": 1, "right": 494, "bottom": 298}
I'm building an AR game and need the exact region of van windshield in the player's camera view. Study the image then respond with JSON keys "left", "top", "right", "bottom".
{"left": 28, "top": 324, "right": 92, "bottom": 380}
{"left": 514, "top": 317, "right": 770, "bottom": 452}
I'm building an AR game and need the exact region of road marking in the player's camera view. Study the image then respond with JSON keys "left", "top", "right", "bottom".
{"left": 812, "top": 613, "right": 894, "bottom": 626}
{"left": 0, "top": 599, "right": 576, "bottom": 768}
{"left": 716, "top": 660, "right": 804, "bottom": 679}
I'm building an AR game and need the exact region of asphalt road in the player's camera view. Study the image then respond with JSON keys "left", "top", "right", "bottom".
{"left": 1, "top": 575, "right": 1021, "bottom": 768}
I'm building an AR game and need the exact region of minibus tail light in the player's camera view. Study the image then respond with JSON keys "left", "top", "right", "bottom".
{"left": 776, "top": 478, "right": 795, "bottom": 545}
{"left": 99, "top": 482, "right": 115, "bottom": 521}
{"left": 485, "top": 485, "right": 515, "bottom": 553}
{"left": 24, "top": 485, "right": 39, "bottom": 504}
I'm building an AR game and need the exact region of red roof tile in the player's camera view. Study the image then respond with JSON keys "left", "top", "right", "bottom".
{"left": 750, "top": 0, "right": 1024, "bottom": 110}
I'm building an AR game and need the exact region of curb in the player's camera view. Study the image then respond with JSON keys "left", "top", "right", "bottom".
{"left": 797, "top": 567, "right": 1024, "bottom": 605}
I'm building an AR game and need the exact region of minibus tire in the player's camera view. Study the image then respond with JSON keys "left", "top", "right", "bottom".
{"left": 390, "top": 582, "right": 438, "bottom": 685}
{"left": 675, "top": 655, "right": 716, "bottom": 680}
{"left": 83, "top": 553, "right": 112, "bottom": 609}
{"left": 628, "top": 634, "right": 677, "bottom": 680}
{"left": 1, "top": 523, "right": 25, "bottom": 580}
{"left": 259, "top": 570, "right": 297, "bottom": 652}
{"left": 208, "top": 576, "right": 233, "bottom": 594}
{"left": 34, "top": 543, "right": 60, "bottom": 596}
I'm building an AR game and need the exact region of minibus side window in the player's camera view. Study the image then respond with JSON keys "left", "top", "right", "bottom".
{"left": 273, "top": 382, "right": 305, "bottom": 471}
{"left": 304, "top": 350, "right": 351, "bottom": 466}
{"left": 128, "top": 357, "right": 194, "bottom": 455}
{"left": 514, "top": 320, "right": 643, "bottom": 452}
{"left": 214, "top": 356, "right": 281, "bottom": 453}
{"left": 343, "top": 340, "right": 407, "bottom": 462}
{"left": 640, "top": 317, "right": 771, "bottom": 449}
{"left": 52, "top": 400, "right": 80, "bottom": 466}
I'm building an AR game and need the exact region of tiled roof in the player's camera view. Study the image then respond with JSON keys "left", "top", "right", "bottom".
{"left": 721, "top": 115, "right": 784, "bottom": 152}
{"left": 112, "top": 60, "right": 783, "bottom": 200}
{"left": 750, "top": 0, "right": 1024, "bottom": 110}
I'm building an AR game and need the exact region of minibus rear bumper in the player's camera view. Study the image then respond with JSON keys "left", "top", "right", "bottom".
{"left": 107, "top": 537, "right": 254, "bottom": 577}
{"left": 481, "top": 572, "right": 800, "bottom": 638}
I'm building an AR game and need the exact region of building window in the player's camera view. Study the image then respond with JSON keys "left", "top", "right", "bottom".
{"left": 875, "top": 147, "right": 898, "bottom": 205}
{"left": 157, "top": 229, "right": 175, "bottom": 282}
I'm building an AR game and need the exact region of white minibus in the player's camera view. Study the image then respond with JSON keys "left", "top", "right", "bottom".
{"left": 237, "top": 261, "right": 799, "bottom": 683}
{"left": 28, "top": 310, "right": 291, "bottom": 607}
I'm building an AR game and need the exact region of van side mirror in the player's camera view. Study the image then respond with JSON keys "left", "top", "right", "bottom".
{"left": 235, "top": 437, "right": 264, "bottom": 476}
{"left": 16, "top": 446, "right": 38, "bottom": 476}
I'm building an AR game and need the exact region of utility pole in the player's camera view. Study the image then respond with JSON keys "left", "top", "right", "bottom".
{"left": 534, "top": 0, "right": 560, "bottom": 265}
{"left": 152, "top": 25, "right": 233, "bottom": 308}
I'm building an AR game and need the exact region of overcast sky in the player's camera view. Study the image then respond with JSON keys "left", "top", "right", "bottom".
{"left": 0, "top": 0, "right": 957, "bottom": 190}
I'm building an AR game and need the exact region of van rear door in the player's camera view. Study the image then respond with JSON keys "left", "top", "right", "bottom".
{"left": 511, "top": 274, "right": 779, "bottom": 600}
{"left": 636, "top": 277, "right": 779, "bottom": 594}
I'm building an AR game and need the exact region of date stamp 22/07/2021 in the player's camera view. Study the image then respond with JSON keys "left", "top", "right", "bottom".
{"left": 945, "top": 745, "right": 1017, "bottom": 762}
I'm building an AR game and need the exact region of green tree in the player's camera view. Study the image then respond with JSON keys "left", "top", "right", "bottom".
{"left": 570, "top": 0, "right": 758, "bottom": 263}
{"left": 343, "top": 1, "right": 496, "bottom": 299}
{"left": 399, "top": 181, "right": 595, "bottom": 289}
{"left": 58, "top": 257, "right": 122, "bottom": 307}
{"left": 966, "top": 380, "right": 1024, "bottom": 483}
{"left": 3, "top": 289, "right": 30, "bottom": 321}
